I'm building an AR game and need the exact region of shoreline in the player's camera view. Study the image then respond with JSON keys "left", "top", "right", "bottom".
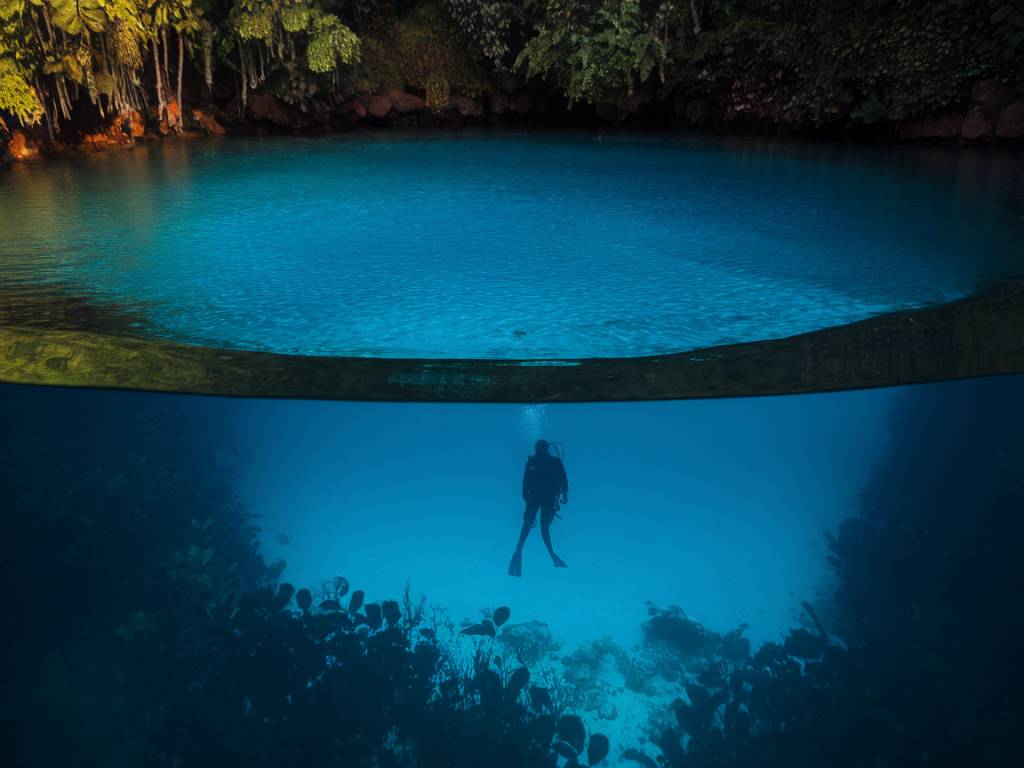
{"left": 5, "top": 76, "right": 1023, "bottom": 168}
{"left": 3, "top": 283, "right": 1023, "bottom": 401}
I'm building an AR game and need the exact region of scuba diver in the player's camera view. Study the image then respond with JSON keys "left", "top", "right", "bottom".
{"left": 508, "top": 439, "right": 569, "bottom": 578}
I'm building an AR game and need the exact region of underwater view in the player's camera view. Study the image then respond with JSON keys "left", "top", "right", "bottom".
{"left": 2, "top": 136, "right": 1024, "bottom": 767}
{"left": 2, "top": 376, "right": 1023, "bottom": 768}
{"left": 2, "top": 0, "right": 1024, "bottom": 763}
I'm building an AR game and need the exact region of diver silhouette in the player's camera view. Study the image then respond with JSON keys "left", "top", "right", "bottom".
{"left": 508, "top": 439, "right": 569, "bottom": 577}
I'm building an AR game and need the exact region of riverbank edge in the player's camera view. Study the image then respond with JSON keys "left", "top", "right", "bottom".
{"left": 4, "top": 75, "right": 1023, "bottom": 166}
{"left": 2, "top": 283, "right": 1022, "bottom": 401}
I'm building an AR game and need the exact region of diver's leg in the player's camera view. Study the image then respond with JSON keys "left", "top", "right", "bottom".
{"left": 540, "top": 507, "right": 567, "bottom": 567}
{"left": 516, "top": 504, "right": 539, "bottom": 549}
{"left": 509, "top": 504, "right": 538, "bottom": 577}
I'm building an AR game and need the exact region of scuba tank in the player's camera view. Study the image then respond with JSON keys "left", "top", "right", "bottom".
{"left": 548, "top": 442, "right": 566, "bottom": 519}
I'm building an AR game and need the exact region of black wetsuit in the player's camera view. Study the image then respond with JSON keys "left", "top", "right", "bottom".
{"left": 518, "top": 453, "right": 569, "bottom": 554}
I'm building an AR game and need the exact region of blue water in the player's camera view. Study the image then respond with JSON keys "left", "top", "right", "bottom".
{"left": 7, "top": 374, "right": 1018, "bottom": 766}
{"left": 235, "top": 388, "right": 893, "bottom": 650}
{"left": 1, "top": 133, "right": 1021, "bottom": 358}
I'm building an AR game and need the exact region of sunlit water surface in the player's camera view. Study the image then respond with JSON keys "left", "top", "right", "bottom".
{"left": 1, "top": 133, "right": 1021, "bottom": 357}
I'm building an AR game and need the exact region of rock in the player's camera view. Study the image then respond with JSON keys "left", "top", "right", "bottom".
{"left": 897, "top": 113, "right": 962, "bottom": 140}
{"left": 81, "top": 131, "right": 121, "bottom": 151}
{"left": 7, "top": 130, "right": 39, "bottom": 160}
{"left": 191, "top": 107, "right": 225, "bottom": 135}
{"left": 166, "top": 97, "right": 182, "bottom": 128}
{"left": 490, "top": 89, "right": 509, "bottom": 114}
{"left": 511, "top": 91, "right": 533, "bottom": 115}
{"left": 247, "top": 92, "right": 292, "bottom": 127}
{"left": 393, "top": 92, "right": 425, "bottom": 114}
{"left": 81, "top": 117, "right": 139, "bottom": 151}
{"left": 684, "top": 98, "right": 710, "bottom": 125}
{"left": 598, "top": 701, "right": 619, "bottom": 721}
{"left": 996, "top": 101, "right": 1024, "bottom": 139}
{"left": 367, "top": 94, "right": 393, "bottom": 119}
{"left": 452, "top": 95, "right": 482, "bottom": 118}
{"left": 336, "top": 98, "right": 367, "bottom": 120}
{"left": 961, "top": 108, "right": 993, "bottom": 141}
{"left": 970, "top": 79, "right": 1016, "bottom": 117}
{"left": 596, "top": 102, "right": 628, "bottom": 124}
{"left": 126, "top": 110, "right": 146, "bottom": 138}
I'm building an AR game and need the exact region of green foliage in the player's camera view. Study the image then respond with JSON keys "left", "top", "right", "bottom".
{"left": 516, "top": 0, "right": 666, "bottom": 105}
{"left": 227, "top": 0, "right": 360, "bottom": 79}
{"left": 984, "top": 1, "right": 1024, "bottom": 65}
{"left": 0, "top": 0, "right": 25, "bottom": 20}
{"left": 359, "top": 2, "right": 487, "bottom": 110}
{"left": 0, "top": 0, "right": 1020, "bottom": 134}
{"left": 0, "top": 55, "right": 41, "bottom": 123}
{"left": 280, "top": 2, "right": 309, "bottom": 33}
{"left": 788, "top": 0, "right": 1004, "bottom": 121}
{"left": 443, "top": 0, "right": 515, "bottom": 68}
{"left": 233, "top": 0, "right": 274, "bottom": 41}
{"left": 49, "top": 0, "right": 107, "bottom": 35}
{"left": 307, "top": 12, "right": 360, "bottom": 73}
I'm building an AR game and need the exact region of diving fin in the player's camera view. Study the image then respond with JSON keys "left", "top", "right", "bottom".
{"left": 508, "top": 547, "right": 523, "bottom": 578}
{"left": 551, "top": 553, "right": 568, "bottom": 568}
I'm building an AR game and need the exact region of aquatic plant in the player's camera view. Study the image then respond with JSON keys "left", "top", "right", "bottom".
{"left": 643, "top": 377, "right": 1024, "bottom": 768}
{"left": 3, "top": 376, "right": 1021, "bottom": 767}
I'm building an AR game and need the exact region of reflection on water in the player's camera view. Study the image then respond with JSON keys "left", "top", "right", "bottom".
{"left": 2, "top": 134, "right": 1022, "bottom": 358}
{"left": 2, "top": 376, "right": 1020, "bottom": 766}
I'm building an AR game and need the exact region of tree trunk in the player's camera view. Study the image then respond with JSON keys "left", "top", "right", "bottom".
{"left": 162, "top": 28, "right": 170, "bottom": 90}
{"left": 177, "top": 29, "right": 184, "bottom": 126}
{"left": 240, "top": 53, "right": 247, "bottom": 116}
{"left": 689, "top": 0, "right": 703, "bottom": 35}
{"left": 203, "top": 27, "right": 213, "bottom": 90}
{"left": 35, "top": 78, "right": 55, "bottom": 141}
{"left": 153, "top": 37, "right": 164, "bottom": 120}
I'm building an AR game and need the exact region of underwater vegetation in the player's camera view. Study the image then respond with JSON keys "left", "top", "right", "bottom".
{"left": 1, "top": 375, "right": 1022, "bottom": 767}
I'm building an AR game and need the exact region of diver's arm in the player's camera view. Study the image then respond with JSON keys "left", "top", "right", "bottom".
{"left": 558, "top": 460, "right": 569, "bottom": 502}
{"left": 522, "top": 459, "right": 531, "bottom": 500}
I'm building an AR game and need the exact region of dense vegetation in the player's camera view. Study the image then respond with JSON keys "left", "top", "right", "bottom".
{"left": 1, "top": 0, "right": 1021, "bottom": 138}
{"left": 0, "top": 385, "right": 615, "bottom": 767}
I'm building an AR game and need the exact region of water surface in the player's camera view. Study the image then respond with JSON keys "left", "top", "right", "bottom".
{"left": 2, "top": 133, "right": 1021, "bottom": 358}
